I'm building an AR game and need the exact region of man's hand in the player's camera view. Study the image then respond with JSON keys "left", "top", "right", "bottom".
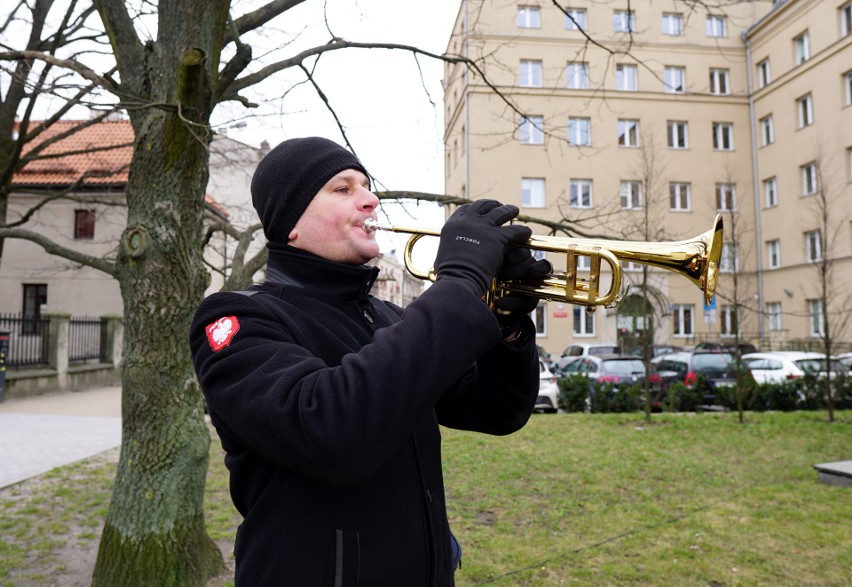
{"left": 494, "top": 247, "right": 552, "bottom": 315}
{"left": 434, "top": 199, "right": 531, "bottom": 298}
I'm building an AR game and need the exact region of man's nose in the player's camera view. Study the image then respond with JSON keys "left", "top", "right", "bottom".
{"left": 357, "top": 186, "right": 380, "bottom": 210}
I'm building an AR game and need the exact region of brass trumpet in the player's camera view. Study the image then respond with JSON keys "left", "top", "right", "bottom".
{"left": 364, "top": 215, "right": 723, "bottom": 309}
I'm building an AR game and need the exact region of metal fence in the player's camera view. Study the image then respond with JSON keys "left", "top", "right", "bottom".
{"left": 0, "top": 313, "right": 51, "bottom": 367}
{"left": 69, "top": 316, "right": 106, "bottom": 363}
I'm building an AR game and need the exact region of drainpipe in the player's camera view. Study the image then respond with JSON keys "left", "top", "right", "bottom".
{"left": 463, "top": 0, "right": 470, "bottom": 199}
{"left": 743, "top": 31, "right": 765, "bottom": 341}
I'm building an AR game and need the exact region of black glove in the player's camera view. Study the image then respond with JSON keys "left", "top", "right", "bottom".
{"left": 495, "top": 247, "right": 552, "bottom": 315}
{"left": 434, "top": 199, "right": 531, "bottom": 298}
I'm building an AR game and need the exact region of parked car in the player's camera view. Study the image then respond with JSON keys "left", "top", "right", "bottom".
{"left": 535, "top": 359, "right": 559, "bottom": 414}
{"left": 650, "top": 351, "right": 738, "bottom": 407}
{"left": 742, "top": 351, "right": 843, "bottom": 383}
{"left": 694, "top": 341, "right": 759, "bottom": 356}
{"left": 555, "top": 342, "right": 621, "bottom": 370}
{"left": 560, "top": 355, "right": 645, "bottom": 387}
{"left": 832, "top": 352, "right": 852, "bottom": 373}
{"left": 629, "top": 345, "right": 682, "bottom": 358}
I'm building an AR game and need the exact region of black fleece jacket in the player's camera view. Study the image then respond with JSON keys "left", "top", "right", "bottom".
{"left": 189, "top": 246, "right": 539, "bottom": 586}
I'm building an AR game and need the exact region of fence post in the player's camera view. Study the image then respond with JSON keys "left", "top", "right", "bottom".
{"left": 44, "top": 311, "right": 71, "bottom": 390}
{"left": 101, "top": 315, "right": 123, "bottom": 367}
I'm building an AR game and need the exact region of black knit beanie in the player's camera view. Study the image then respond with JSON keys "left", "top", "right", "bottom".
{"left": 251, "top": 137, "right": 369, "bottom": 244}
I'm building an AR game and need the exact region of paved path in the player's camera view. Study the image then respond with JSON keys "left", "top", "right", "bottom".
{"left": 0, "top": 387, "right": 122, "bottom": 488}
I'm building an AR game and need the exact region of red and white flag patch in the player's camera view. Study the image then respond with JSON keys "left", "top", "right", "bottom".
{"left": 205, "top": 316, "right": 240, "bottom": 352}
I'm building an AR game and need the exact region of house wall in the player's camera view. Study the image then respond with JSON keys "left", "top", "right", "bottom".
{"left": 444, "top": 0, "right": 851, "bottom": 357}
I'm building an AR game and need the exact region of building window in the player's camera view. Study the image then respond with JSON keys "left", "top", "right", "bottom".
{"left": 662, "top": 13, "right": 683, "bottom": 35}
{"left": 521, "top": 178, "right": 546, "bottom": 207}
{"left": 517, "top": 6, "right": 541, "bottom": 28}
{"left": 760, "top": 115, "right": 774, "bottom": 146}
{"left": 573, "top": 306, "right": 595, "bottom": 335}
{"left": 801, "top": 162, "right": 818, "bottom": 195}
{"left": 767, "top": 239, "right": 781, "bottom": 269}
{"left": 709, "top": 68, "right": 730, "bottom": 95}
{"left": 670, "top": 182, "right": 691, "bottom": 211}
{"left": 797, "top": 93, "right": 814, "bottom": 127}
{"left": 567, "top": 117, "right": 591, "bottom": 145}
{"left": 664, "top": 66, "right": 685, "bottom": 93}
{"left": 757, "top": 59, "right": 771, "bottom": 88}
{"left": 667, "top": 121, "right": 688, "bottom": 149}
{"left": 570, "top": 179, "right": 593, "bottom": 208}
{"left": 706, "top": 15, "right": 727, "bottom": 37}
{"left": 808, "top": 299, "right": 824, "bottom": 337}
{"left": 613, "top": 10, "right": 635, "bottom": 32}
{"left": 805, "top": 229, "right": 822, "bottom": 262}
{"left": 766, "top": 302, "right": 782, "bottom": 331}
{"left": 764, "top": 177, "right": 778, "bottom": 208}
{"left": 716, "top": 183, "right": 736, "bottom": 211}
{"left": 673, "top": 304, "right": 694, "bottom": 337}
{"left": 616, "top": 64, "right": 638, "bottom": 91}
{"left": 845, "top": 71, "right": 852, "bottom": 106}
{"left": 720, "top": 305, "right": 738, "bottom": 337}
{"left": 519, "top": 115, "right": 544, "bottom": 144}
{"left": 565, "top": 8, "right": 587, "bottom": 30}
{"left": 519, "top": 60, "right": 542, "bottom": 87}
{"left": 74, "top": 209, "right": 96, "bottom": 240}
{"left": 22, "top": 284, "right": 47, "bottom": 335}
{"left": 721, "top": 243, "right": 738, "bottom": 273}
{"left": 842, "top": 2, "right": 852, "bottom": 37}
{"left": 620, "top": 181, "right": 643, "bottom": 210}
{"left": 566, "top": 62, "right": 589, "bottom": 89}
{"left": 712, "top": 122, "right": 734, "bottom": 150}
{"left": 794, "top": 31, "right": 810, "bottom": 65}
{"left": 534, "top": 303, "right": 547, "bottom": 336}
{"left": 618, "top": 119, "right": 640, "bottom": 147}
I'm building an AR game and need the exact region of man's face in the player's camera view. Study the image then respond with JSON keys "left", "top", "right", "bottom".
{"left": 288, "top": 169, "right": 380, "bottom": 264}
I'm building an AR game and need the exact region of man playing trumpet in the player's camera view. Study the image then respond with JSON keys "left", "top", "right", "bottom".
{"left": 190, "top": 136, "right": 550, "bottom": 585}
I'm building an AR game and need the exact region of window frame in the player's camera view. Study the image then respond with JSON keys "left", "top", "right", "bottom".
{"left": 760, "top": 114, "right": 774, "bottom": 146}
{"left": 517, "top": 5, "right": 541, "bottom": 28}
{"left": 519, "top": 115, "right": 545, "bottom": 145}
{"left": 669, "top": 182, "right": 691, "bottom": 211}
{"left": 573, "top": 305, "right": 596, "bottom": 336}
{"left": 620, "top": 180, "right": 643, "bottom": 210}
{"left": 764, "top": 176, "right": 778, "bottom": 208}
{"left": 805, "top": 229, "right": 823, "bottom": 263}
{"left": 521, "top": 177, "right": 546, "bottom": 208}
{"left": 766, "top": 302, "right": 782, "bottom": 331}
{"left": 715, "top": 183, "right": 736, "bottom": 211}
{"left": 709, "top": 68, "right": 730, "bottom": 95}
{"left": 567, "top": 116, "right": 591, "bottom": 145}
{"left": 720, "top": 304, "right": 738, "bottom": 337}
{"left": 569, "top": 178, "right": 593, "bottom": 208}
{"left": 519, "top": 59, "right": 543, "bottom": 87}
{"left": 664, "top": 66, "right": 686, "bottom": 93}
{"left": 706, "top": 15, "right": 727, "bottom": 37}
{"left": 73, "top": 209, "right": 96, "bottom": 240}
{"left": 842, "top": 2, "right": 852, "bottom": 37}
{"left": 617, "top": 118, "right": 640, "bottom": 147}
{"left": 794, "top": 31, "right": 810, "bottom": 65}
{"left": 801, "top": 162, "right": 819, "bottom": 195}
{"left": 808, "top": 299, "right": 825, "bottom": 337}
{"left": 797, "top": 93, "right": 814, "bottom": 128}
{"left": 662, "top": 12, "right": 683, "bottom": 35}
{"left": 615, "top": 63, "right": 638, "bottom": 91}
{"left": 757, "top": 59, "right": 771, "bottom": 88}
{"left": 673, "top": 304, "right": 694, "bottom": 337}
{"left": 565, "top": 7, "right": 587, "bottom": 30}
{"left": 667, "top": 120, "right": 689, "bottom": 149}
{"left": 767, "top": 239, "right": 781, "bottom": 269}
{"left": 712, "top": 122, "right": 734, "bottom": 151}
{"left": 613, "top": 9, "right": 635, "bottom": 33}
{"left": 566, "top": 62, "right": 590, "bottom": 89}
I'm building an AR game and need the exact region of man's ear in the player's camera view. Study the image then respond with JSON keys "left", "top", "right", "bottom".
{"left": 288, "top": 227, "right": 298, "bottom": 242}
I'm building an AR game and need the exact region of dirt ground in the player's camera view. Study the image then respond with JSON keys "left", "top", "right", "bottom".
{"left": 1, "top": 447, "right": 236, "bottom": 587}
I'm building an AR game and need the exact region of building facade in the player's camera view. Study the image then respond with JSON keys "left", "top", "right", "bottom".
{"left": 443, "top": 0, "right": 852, "bottom": 357}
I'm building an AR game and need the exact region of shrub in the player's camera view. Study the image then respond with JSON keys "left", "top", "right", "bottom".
{"left": 666, "top": 380, "right": 704, "bottom": 412}
{"left": 557, "top": 374, "right": 590, "bottom": 413}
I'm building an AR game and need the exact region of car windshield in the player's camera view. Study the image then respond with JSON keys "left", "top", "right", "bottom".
{"left": 691, "top": 353, "right": 733, "bottom": 371}
{"left": 589, "top": 346, "right": 620, "bottom": 357}
{"left": 794, "top": 358, "right": 843, "bottom": 372}
{"left": 601, "top": 359, "right": 645, "bottom": 375}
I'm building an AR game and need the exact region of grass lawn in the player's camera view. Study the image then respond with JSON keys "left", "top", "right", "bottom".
{"left": 2, "top": 411, "right": 850, "bottom": 586}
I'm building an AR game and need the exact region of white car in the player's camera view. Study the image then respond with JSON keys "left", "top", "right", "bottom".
{"left": 555, "top": 342, "right": 620, "bottom": 371}
{"left": 535, "top": 359, "right": 559, "bottom": 413}
{"left": 742, "top": 351, "right": 840, "bottom": 384}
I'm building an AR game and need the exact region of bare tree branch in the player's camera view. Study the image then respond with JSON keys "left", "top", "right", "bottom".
{"left": 0, "top": 226, "right": 116, "bottom": 275}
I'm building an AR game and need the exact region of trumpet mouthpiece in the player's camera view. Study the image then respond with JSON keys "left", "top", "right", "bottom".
{"left": 363, "top": 219, "right": 385, "bottom": 233}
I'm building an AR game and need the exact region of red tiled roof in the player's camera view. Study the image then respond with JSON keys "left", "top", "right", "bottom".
{"left": 12, "top": 119, "right": 228, "bottom": 217}
{"left": 13, "top": 119, "right": 134, "bottom": 187}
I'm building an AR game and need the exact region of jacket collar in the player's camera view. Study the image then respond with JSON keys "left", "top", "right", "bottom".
{"left": 265, "top": 244, "right": 379, "bottom": 302}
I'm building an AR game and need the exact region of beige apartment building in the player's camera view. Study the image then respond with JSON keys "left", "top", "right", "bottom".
{"left": 443, "top": 0, "right": 852, "bottom": 357}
